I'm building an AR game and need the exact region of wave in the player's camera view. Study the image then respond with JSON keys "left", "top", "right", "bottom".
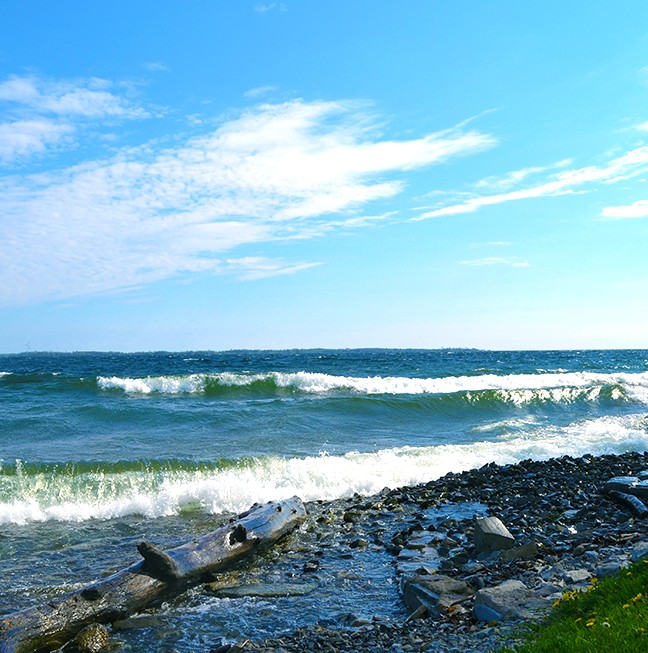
{"left": 95, "top": 370, "right": 648, "bottom": 405}
{"left": 1, "top": 414, "right": 647, "bottom": 525}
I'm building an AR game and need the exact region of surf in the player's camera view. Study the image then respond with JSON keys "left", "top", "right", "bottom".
{"left": 1, "top": 413, "right": 646, "bottom": 525}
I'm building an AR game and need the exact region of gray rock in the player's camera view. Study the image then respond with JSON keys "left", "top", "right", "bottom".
{"left": 401, "top": 573, "right": 473, "bottom": 616}
{"left": 604, "top": 476, "right": 639, "bottom": 493}
{"left": 539, "top": 563, "right": 563, "bottom": 581}
{"left": 584, "top": 550, "right": 599, "bottom": 564}
{"left": 473, "top": 580, "right": 547, "bottom": 622}
{"left": 563, "top": 568, "right": 591, "bottom": 584}
{"left": 596, "top": 561, "right": 624, "bottom": 577}
{"left": 461, "top": 561, "right": 486, "bottom": 574}
{"left": 473, "top": 517, "right": 515, "bottom": 553}
{"left": 630, "top": 480, "right": 648, "bottom": 499}
{"left": 500, "top": 542, "right": 538, "bottom": 561}
{"left": 537, "top": 582, "right": 563, "bottom": 597}
{"left": 630, "top": 541, "right": 648, "bottom": 562}
{"left": 473, "top": 601, "right": 505, "bottom": 624}
{"left": 112, "top": 614, "right": 161, "bottom": 630}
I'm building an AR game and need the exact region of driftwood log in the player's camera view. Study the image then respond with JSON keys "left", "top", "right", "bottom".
{"left": 0, "top": 497, "right": 306, "bottom": 653}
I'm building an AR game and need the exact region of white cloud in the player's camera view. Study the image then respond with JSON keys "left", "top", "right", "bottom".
{"left": 0, "top": 75, "right": 146, "bottom": 118}
{"left": 418, "top": 146, "right": 648, "bottom": 220}
{"left": 602, "top": 199, "right": 648, "bottom": 219}
{"left": 0, "top": 98, "right": 494, "bottom": 305}
{"left": 0, "top": 75, "right": 147, "bottom": 164}
{"left": 0, "top": 119, "right": 73, "bottom": 163}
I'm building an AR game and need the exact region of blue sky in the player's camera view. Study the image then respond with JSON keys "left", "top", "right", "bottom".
{"left": 1, "top": 1, "right": 648, "bottom": 352}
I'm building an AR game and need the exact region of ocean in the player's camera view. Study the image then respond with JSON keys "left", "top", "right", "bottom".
{"left": 1, "top": 348, "right": 647, "bottom": 649}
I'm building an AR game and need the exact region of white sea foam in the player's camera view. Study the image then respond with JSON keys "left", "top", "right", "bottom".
{"left": 1, "top": 414, "right": 647, "bottom": 525}
{"left": 97, "top": 374, "right": 206, "bottom": 394}
{"left": 96, "top": 370, "right": 648, "bottom": 401}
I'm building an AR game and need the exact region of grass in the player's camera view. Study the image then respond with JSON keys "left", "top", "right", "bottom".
{"left": 498, "top": 558, "right": 648, "bottom": 653}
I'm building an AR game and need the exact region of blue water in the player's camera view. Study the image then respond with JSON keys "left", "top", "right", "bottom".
{"left": 1, "top": 349, "right": 647, "bottom": 649}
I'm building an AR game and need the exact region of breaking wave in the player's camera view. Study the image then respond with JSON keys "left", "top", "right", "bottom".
{"left": 95, "top": 370, "right": 648, "bottom": 405}
{"left": 1, "top": 414, "right": 646, "bottom": 525}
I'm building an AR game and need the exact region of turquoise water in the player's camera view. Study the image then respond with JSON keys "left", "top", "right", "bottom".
{"left": 1, "top": 349, "right": 647, "bottom": 521}
{"left": 1, "top": 349, "right": 647, "bottom": 649}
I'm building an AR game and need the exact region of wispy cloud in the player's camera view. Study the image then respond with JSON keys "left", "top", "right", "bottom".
{"left": 460, "top": 257, "right": 530, "bottom": 268}
{"left": 142, "top": 62, "right": 171, "bottom": 73}
{"left": 224, "top": 257, "right": 322, "bottom": 280}
{"left": 474, "top": 159, "right": 572, "bottom": 191}
{"left": 254, "top": 3, "right": 287, "bottom": 14}
{"left": 0, "top": 75, "right": 147, "bottom": 164}
{"left": 417, "top": 146, "right": 648, "bottom": 220}
{"left": 0, "top": 98, "right": 494, "bottom": 305}
{"left": 244, "top": 85, "right": 279, "bottom": 99}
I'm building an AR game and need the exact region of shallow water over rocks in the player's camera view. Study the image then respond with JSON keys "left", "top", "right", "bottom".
{"left": 4, "top": 450, "right": 648, "bottom": 652}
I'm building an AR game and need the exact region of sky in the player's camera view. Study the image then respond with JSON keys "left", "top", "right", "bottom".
{"left": 1, "top": 1, "right": 648, "bottom": 352}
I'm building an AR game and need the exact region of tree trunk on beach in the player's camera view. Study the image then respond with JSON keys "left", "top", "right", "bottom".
{"left": 0, "top": 497, "right": 307, "bottom": 653}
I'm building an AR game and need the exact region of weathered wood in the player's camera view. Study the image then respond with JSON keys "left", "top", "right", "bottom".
{"left": 0, "top": 497, "right": 306, "bottom": 653}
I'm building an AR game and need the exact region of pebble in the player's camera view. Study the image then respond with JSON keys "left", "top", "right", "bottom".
{"left": 236, "top": 450, "right": 648, "bottom": 653}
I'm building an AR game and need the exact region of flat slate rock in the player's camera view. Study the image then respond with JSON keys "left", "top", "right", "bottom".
{"left": 604, "top": 476, "right": 639, "bottom": 492}
{"left": 473, "top": 580, "right": 547, "bottom": 623}
{"left": 401, "top": 574, "right": 473, "bottom": 615}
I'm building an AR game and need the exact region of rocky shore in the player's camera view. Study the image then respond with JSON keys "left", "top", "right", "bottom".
{"left": 209, "top": 450, "right": 648, "bottom": 653}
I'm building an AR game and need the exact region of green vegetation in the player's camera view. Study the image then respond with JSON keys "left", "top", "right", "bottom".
{"left": 499, "top": 559, "right": 648, "bottom": 653}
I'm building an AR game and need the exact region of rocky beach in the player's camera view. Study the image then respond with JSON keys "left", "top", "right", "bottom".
{"left": 206, "top": 449, "right": 648, "bottom": 653}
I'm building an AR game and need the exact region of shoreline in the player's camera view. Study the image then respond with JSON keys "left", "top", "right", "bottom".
{"left": 227, "top": 448, "right": 648, "bottom": 653}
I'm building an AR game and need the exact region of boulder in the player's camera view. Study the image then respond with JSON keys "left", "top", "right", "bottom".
{"left": 401, "top": 573, "right": 473, "bottom": 616}
{"left": 473, "top": 580, "right": 547, "bottom": 623}
{"left": 473, "top": 516, "right": 515, "bottom": 553}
